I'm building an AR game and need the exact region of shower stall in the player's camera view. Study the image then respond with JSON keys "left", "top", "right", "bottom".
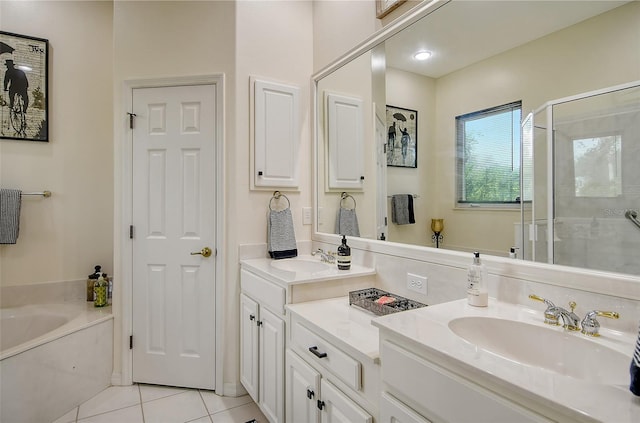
{"left": 520, "top": 80, "right": 640, "bottom": 275}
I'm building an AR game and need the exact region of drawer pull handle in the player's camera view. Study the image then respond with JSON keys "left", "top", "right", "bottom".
{"left": 307, "top": 389, "right": 314, "bottom": 399}
{"left": 309, "top": 346, "right": 327, "bottom": 359}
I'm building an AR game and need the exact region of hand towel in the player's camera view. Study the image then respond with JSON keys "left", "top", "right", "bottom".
{"left": 335, "top": 207, "right": 360, "bottom": 237}
{"left": 0, "top": 189, "right": 22, "bottom": 244}
{"left": 631, "top": 323, "right": 640, "bottom": 396}
{"left": 391, "top": 194, "right": 415, "bottom": 225}
{"left": 267, "top": 208, "right": 298, "bottom": 259}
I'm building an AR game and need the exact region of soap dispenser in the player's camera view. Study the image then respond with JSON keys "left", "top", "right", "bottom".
{"left": 337, "top": 235, "right": 351, "bottom": 270}
{"left": 467, "top": 252, "right": 488, "bottom": 307}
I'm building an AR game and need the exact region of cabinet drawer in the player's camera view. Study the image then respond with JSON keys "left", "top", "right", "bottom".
{"left": 241, "top": 269, "right": 285, "bottom": 315}
{"left": 291, "top": 319, "right": 361, "bottom": 391}
{"left": 381, "top": 340, "right": 548, "bottom": 423}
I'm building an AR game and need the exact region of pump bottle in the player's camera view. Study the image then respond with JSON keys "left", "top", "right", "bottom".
{"left": 467, "top": 252, "right": 488, "bottom": 307}
{"left": 337, "top": 235, "right": 351, "bottom": 270}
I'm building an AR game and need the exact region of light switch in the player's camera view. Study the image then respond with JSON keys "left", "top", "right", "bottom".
{"left": 302, "top": 207, "right": 312, "bottom": 225}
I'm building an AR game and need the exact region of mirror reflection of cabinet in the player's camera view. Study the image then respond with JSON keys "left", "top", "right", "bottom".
{"left": 326, "top": 93, "right": 365, "bottom": 189}
{"left": 253, "top": 78, "right": 300, "bottom": 188}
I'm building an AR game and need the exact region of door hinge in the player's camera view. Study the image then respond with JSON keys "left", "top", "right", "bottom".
{"left": 317, "top": 400, "right": 325, "bottom": 410}
{"left": 129, "top": 225, "right": 134, "bottom": 239}
{"left": 129, "top": 335, "right": 133, "bottom": 349}
{"left": 127, "top": 112, "right": 136, "bottom": 129}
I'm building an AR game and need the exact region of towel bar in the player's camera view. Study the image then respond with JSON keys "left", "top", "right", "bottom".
{"left": 22, "top": 191, "right": 52, "bottom": 197}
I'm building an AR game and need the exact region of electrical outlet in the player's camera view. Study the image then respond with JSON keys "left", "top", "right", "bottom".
{"left": 407, "top": 273, "right": 427, "bottom": 295}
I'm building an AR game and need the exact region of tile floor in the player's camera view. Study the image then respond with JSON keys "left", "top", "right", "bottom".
{"left": 52, "top": 384, "right": 268, "bottom": 423}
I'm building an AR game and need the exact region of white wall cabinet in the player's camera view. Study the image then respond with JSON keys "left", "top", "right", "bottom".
{"left": 286, "top": 350, "right": 372, "bottom": 423}
{"left": 326, "top": 93, "right": 365, "bottom": 190}
{"left": 240, "top": 269, "right": 286, "bottom": 423}
{"left": 253, "top": 78, "right": 301, "bottom": 188}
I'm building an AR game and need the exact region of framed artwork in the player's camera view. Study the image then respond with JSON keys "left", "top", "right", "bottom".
{"left": 386, "top": 105, "right": 417, "bottom": 168}
{"left": 376, "top": 0, "right": 407, "bottom": 19}
{"left": 0, "top": 31, "right": 49, "bottom": 142}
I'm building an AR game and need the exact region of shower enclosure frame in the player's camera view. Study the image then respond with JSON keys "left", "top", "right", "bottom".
{"left": 523, "top": 79, "right": 640, "bottom": 266}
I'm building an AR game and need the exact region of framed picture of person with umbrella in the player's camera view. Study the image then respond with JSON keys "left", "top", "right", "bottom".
{"left": 0, "top": 31, "right": 49, "bottom": 142}
{"left": 386, "top": 105, "right": 417, "bottom": 168}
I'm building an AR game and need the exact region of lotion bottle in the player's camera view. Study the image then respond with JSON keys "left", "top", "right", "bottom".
{"left": 337, "top": 235, "right": 351, "bottom": 270}
{"left": 467, "top": 252, "right": 488, "bottom": 307}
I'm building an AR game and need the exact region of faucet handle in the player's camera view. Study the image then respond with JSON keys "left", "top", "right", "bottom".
{"left": 528, "top": 294, "right": 559, "bottom": 326}
{"left": 581, "top": 310, "right": 620, "bottom": 337}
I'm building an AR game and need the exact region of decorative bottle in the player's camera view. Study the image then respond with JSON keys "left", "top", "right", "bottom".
{"left": 94, "top": 273, "right": 108, "bottom": 307}
{"left": 467, "top": 252, "right": 488, "bottom": 307}
{"left": 87, "top": 265, "right": 101, "bottom": 301}
{"left": 337, "top": 235, "right": 351, "bottom": 270}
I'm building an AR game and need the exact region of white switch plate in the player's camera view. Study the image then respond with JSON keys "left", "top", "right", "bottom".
{"left": 407, "top": 272, "right": 427, "bottom": 295}
{"left": 302, "top": 207, "right": 312, "bottom": 225}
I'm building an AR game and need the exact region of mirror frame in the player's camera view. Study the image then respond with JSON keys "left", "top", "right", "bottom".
{"left": 312, "top": 0, "right": 640, "bottom": 300}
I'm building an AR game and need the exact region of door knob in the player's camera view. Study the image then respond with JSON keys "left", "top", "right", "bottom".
{"left": 191, "top": 247, "right": 212, "bottom": 258}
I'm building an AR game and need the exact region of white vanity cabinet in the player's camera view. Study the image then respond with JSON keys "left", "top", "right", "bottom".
{"left": 378, "top": 337, "right": 551, "bottom": 423}
{"left": 286, "top": 298, "right": 379, "bottom": 423}
{"left": 240, "top": 269, "right": 286, "bottom": 423}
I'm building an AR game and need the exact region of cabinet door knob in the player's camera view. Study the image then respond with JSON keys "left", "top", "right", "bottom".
{"left": 306, "top": 389, "right": 314, "bottom": 399}
{"left": 249, "top": 314, "right": 255, "bottom": 321}
{"left": 308, "top": 346, "right": 327, "bottom": 359}
{"left": 317, "top": 400, "right": 325, "bottom": 410}
{"left": 256, "top": 320, "right": 263, "bottom": 327}
{"left": 258, "top": 171, "right": 263, "bottom": 176}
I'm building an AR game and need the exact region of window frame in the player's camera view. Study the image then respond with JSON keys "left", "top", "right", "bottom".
{"left": 455, "top": 101, "right": 523, "bottom": 209}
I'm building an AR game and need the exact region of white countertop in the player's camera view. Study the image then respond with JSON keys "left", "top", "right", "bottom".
{"left": 372, "top": 298, "right": 640, "bottom": 423}
{"left": 240, "top": 256, "right": 376, "bottom": 286}
{"left": 286, "top": 296, "right": 380, "bottom": 364}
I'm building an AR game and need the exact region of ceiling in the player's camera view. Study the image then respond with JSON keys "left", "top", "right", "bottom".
{"left": 385, "top": 0, "right": 629, "bottom": 78}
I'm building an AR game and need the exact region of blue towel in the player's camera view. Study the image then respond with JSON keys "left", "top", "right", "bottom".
{"left": 631, "top": 323, "right": 640, "bottom": 396}
{"left": 0, "top": 189, "right": 22, "bottom": 244}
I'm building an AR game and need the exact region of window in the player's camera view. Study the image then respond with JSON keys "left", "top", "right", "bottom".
{"left": 456, "top": 101, "right": 522, "bottom": 207}
{"left": 573, "top": 135, "right": 622, "bottom": 197}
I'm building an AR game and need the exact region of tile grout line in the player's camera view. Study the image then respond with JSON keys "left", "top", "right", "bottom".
{"left": 197, "top": 390, "right": 214, "bottom": 423}
{"left": 138, "top": 384, "right": 146, "bottom": 423}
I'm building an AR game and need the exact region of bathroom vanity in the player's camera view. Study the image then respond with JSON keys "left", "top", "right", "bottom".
{"left": 239, "top": 256, "right": 375, "bottom": 423}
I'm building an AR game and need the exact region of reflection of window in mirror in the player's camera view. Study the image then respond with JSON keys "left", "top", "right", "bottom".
{"left": 456, "top": 101, "right": 522, "bottom": 208}
{"left": 572, "top": 135, "right": 622, "bottom": 197}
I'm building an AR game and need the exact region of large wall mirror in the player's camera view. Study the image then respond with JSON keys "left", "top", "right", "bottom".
{"left": 314, "top": 0, "right": 640, "bottom": 276}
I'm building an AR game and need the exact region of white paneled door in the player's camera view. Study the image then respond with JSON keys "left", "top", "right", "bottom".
{"left": 132, "top": 84, "right": 217, "bottom": 390}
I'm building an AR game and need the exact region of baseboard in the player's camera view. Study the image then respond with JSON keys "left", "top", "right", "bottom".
{"left": 222, "top": 382, "right": 248, "bottom": 397}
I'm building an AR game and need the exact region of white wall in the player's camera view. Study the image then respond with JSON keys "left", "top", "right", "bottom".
{"left": 385, "top": 67, "right": 436, "bottom": 246}
{"left": 0, "top": 1, "right": 114, "bottom": 287}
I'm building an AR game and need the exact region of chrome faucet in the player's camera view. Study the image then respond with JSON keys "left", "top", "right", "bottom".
{"left": 311, "top": 248, "right": 336, "bottom": 264}
{"left": 529, "top": 295, "right": 580, "bottom": 331}
{"left": 581, "top": 310, "right": 620, "bottom": 337}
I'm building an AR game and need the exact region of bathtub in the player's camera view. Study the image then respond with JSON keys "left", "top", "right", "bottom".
{"left": 0, "top": 302, "right": 113, "bottom": 423}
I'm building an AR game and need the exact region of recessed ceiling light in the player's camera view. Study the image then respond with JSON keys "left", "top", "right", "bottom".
{"left": 413, "top": 50, "right": 432, "bottom": 61}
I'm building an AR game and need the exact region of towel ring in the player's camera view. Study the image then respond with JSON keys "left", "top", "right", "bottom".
{"left": 340, "top": 192, "right": 356, "bottom": 210}
{"left": 269, "top": 191, "right": 291, "bottom": 211}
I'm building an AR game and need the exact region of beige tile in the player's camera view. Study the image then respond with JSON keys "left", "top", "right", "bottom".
{"left": 77, "top": 404, "right": 143, "bottom": 423}
{"left": 78, "top": 385, "right": 140, "bottom": 419}
{"left": 199, "top": 391, "right": 253, "bottom": 414}
{"left": 52, "top": 407, "right": 78, "bottom": 423}
{"left": 210, "top": 402, "right": 267, "bottom": 423}
{"left": 140, "top": 384, "right": 188, "bottom": 403}
{"left": 186, "top": 416, "right": 213, "bottom": 423}
{"left": 143, "top": 390, "right": 208, "bottom": 423}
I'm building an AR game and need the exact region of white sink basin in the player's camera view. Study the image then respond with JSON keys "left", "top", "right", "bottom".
{"left": 448, "top": 316, "right": 630, "bottom": 386}
{"left": 270, "top": 258, "right": 333, "bottom": 274}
